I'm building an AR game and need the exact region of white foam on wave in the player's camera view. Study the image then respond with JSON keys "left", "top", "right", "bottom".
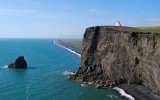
{"left": 113, "top": 87, "right": 135, "bottom": 100}
{"left": 54, "top": 40, "right": 81, "bottom": 57}
{"left": 80, "top": 83, "right": 88, "bottom": 87}
{"left": 108, "top": 94, "right": 118, "bottom": 98}
{"left": 26, "top": 86, "right": 29, "bottom": 100}
{"left": 1, "top": 65, "right": 8, "bottom": 68}
{"left": 4, "top": 65, "right": 8, "bottom": 68}
{"left": 62, "top": 71, "right": 76, "bottom": 76}
{"left": 108, "top": 95, "right": 114, "bottom": 98}
{"left": 88, "top": 82, "right": 94, "bottom": 85}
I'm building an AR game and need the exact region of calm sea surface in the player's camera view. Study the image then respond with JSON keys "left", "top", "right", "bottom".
{"left": 0, "top": 39, "right": 122, "bottom": 100}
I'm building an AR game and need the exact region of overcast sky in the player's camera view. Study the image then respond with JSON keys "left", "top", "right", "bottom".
{"left": 0, "top": 0, "right": 160, "bottom": 38}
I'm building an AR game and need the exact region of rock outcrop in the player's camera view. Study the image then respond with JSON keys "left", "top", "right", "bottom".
{"left": 8, "top": 56, "right": 27, "bottom": 69}
{"left": 69, "top": 26, "right": 160, "bottom": 95}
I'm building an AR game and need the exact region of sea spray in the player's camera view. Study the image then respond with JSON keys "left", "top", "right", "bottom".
{"left": 80, "top": 83, "right": 88, "bottom": 87}
{"left": 0, "top": 65, "right": 8, "bottom": 68}
{"left": 88, "top": 82, "right": 94, "bottom": 85}
{"left": 62, "top": 71, "right": 76, "bottom": 76}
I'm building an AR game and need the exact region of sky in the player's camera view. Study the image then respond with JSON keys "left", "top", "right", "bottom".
{"left": 0, "top": 0, "right": 160, "bottom": 38}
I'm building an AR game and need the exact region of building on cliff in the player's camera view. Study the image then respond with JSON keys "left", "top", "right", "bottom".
{"left": 115, "top": 21, "right": 121, "bottom": 26}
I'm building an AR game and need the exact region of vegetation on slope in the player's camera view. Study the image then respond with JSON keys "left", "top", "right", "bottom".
{"left": 136, "top": 26, "right": 160, "bottom": 33}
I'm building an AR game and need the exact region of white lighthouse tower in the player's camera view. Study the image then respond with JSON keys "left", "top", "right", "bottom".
{"left": 115, "top": 21, "right": 121, "bottom": 26}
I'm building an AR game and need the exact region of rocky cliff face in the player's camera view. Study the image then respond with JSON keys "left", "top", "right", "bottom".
{"left": 73, "top": 26, "right": 160, "bottom": 95}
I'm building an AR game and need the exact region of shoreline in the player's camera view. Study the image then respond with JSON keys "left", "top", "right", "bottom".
{"left": 54, "top": 39, "right": 135, "bottom": 100}
{"left": 54, "top": 40, "right": 81, "bottom": 57}
{"left": 117, "top": 84, "right": 160, "bottom": 100}
{"left": 54, "top": 39, "right": 160, "bottom": 100}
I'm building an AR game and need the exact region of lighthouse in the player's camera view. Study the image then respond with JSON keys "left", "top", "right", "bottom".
{"left": 115, "top": 21, "right": 121, "bottom": 26}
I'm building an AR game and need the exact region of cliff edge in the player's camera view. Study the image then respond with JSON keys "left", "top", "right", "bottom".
{"left": 70, "top": 26, "right": 160, "bottom": 96}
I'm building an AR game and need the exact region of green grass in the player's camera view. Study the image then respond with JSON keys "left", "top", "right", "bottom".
{"left": 136, "top": 26, "right": 160, "bottom": 33}
{"left": 137, "top": 26, "right": 160, "bottom": 29}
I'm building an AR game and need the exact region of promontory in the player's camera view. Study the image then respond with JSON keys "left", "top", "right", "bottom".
{"left": 69, "top": 26, "right": 160, "bottom": 100}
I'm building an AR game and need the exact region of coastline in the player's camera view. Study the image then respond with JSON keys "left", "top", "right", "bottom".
{"left": 54, "top": 39, "right": 160, "bottom": 100}
{"left": 53, "top": 39, "right": 136, "bottom": 100}
{"left": 54, "top": 40, "right": 81, "bottom": 57}
{"left": 117, "top": 84, "right": 160, "bottom": 100}
{"left": 54, "top": 39, "right": 82, "bottom": 54}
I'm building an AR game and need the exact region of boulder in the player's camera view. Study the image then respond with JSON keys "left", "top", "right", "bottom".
{"left": 8, "top": 56, "right": 27, "bottom": 69}
{"left": 96, "top": 82, "right": 104, "bottom": 88}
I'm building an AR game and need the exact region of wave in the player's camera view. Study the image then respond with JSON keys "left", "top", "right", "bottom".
{"left": 113, "top": 87, "right": 135, "bottom": 100}
{"left": 108, "top": 94, "right": 118, "bottom": 98}
{"left": 1, "top": 65, "right": 8, "bottom": 68}
{"left": 88, "top": 82, "right": 94, "bottom": 85}
{"left": 26, "top": 86, "right": 29, "bottom": 100}
{"left": 62, "top": 71, "right": 76, "bottom": 76}
{"left": 80, "top": 83, "right": 88, "bottom": 87}
{"left": 54, "top": 40, "right": 81, "bottom": 57}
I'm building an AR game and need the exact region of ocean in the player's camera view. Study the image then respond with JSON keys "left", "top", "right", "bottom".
{"left": 0, "top": 39, "right": 123, "bottom": 100}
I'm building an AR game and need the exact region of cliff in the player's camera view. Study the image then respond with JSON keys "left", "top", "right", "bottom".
{"left": 70, "top": 26, "right": 160, "bottom": 95}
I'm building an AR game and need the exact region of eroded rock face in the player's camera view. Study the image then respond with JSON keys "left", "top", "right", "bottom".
{"left": 71, "top": 26, "right": 160, "bottom": 95}
{"left": 8, "top": 56, "right": 27, "bottom": 69}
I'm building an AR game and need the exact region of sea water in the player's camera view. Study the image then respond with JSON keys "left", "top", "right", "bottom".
{"left": 0, "top": 39, "right": 123, "bottom": 100}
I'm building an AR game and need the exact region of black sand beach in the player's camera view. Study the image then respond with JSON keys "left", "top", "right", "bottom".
{"left": 56, "top": 38, "right": 160, "bottom": 100}
{"left": 56, "top": 39, "right": 82, "bottom": 55}
{"left": 118, "top": 84, "right": 160, "bottom": 100}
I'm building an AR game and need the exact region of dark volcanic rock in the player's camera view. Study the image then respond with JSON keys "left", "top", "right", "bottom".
{"left": 8, "top": 56, "right": 27, "bottom": 69}
{"left": 72, "top": 26, "right": 160, "bottom": 95}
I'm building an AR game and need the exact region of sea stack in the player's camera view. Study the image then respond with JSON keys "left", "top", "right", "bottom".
{"left": 8, "top": 56, "right": 27, "bottom": 69}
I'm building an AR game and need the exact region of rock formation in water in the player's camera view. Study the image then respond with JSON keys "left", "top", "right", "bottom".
{"left": 69, "top": 26, "right": 160, "bottom": 95}
{"left": 8, "top": 56, "right": 27, "bottom": 69}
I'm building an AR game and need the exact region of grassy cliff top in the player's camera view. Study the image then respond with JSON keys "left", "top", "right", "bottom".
{"left": 136, "top": 26, "right": 160, "bottom": 33}
{"left": 86, "top": 26, "right": 160, "bottom": 33}
{"left": 87, "top": 26, "right": 141, "bottom": 32}
{"left": 58, "top": 26, "right": 160, "bottom": 51}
